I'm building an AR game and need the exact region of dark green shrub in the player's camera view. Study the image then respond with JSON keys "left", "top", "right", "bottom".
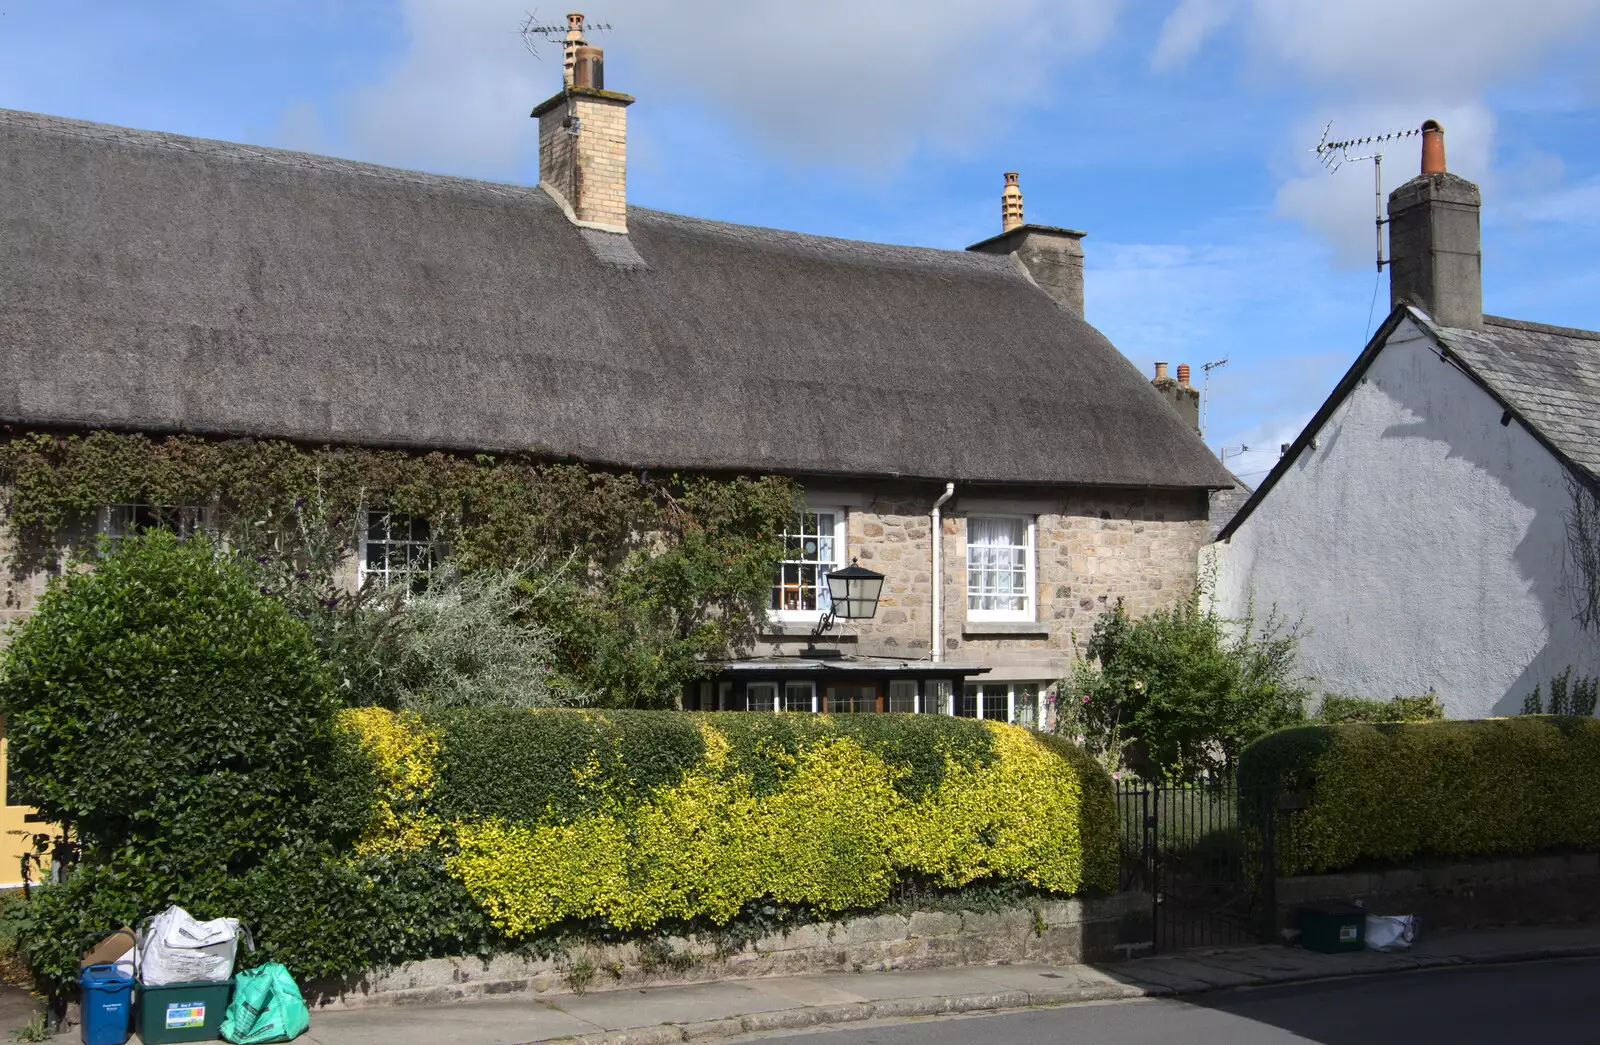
{"left": 429, "top": 708, "right": 709, "bottom": 823}
{"left": 0, "top": 532, "right": 342, "bottom": 877}
{"left": 17, "top": 849, "right": 501, "bottom": 992}
{"left": 1518, "top": 667, "right": 1599, "bottom": 717}
{"left": 1317, "top": 693, "right": 1444, "bottom": 724}
{"left": 1061, "top": 596, "right": 1309, "bottom": 780}
{"left": 1238, "top": 718, "right": 1600, "bottom": 874}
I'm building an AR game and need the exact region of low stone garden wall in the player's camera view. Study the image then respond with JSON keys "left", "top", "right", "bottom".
{"left": 307, "top": 893, "right": 1152, "bottom": 1010}
{"left": 1275, "top": 853, "right": 1600, "bottom": 941}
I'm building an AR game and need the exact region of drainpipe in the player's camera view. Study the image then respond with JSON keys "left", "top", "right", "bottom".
{"left": 931, "top": 483, "right": 955, "bottom": 665}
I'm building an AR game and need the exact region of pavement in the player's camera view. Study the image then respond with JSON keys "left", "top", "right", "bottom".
{"left": 265, "top": 924, "right": 1600, "bottom": 1045}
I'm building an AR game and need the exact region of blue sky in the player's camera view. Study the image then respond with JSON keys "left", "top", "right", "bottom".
{"left": 4, "top": 1, "right": 1598, "bottom": 487}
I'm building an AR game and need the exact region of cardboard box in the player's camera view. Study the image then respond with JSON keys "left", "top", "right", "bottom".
{"left": 80, "top": 928, "right": 136, "bottom": 968}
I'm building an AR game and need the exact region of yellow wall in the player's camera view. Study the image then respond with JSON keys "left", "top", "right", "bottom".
{"left": 0, "top": 719, "right": 49, "bottom": 887}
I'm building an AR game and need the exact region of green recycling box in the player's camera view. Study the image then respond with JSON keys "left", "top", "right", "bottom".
{"left": 137, "top": 978, "right": 234, "bottom": 1044}
{"left": 1298, "top": 904, "right": 1366, "bottom": 954}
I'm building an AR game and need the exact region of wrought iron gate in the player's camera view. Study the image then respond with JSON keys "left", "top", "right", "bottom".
{"left": 1116, "top": 780, "right": 1279, "bottom": 952}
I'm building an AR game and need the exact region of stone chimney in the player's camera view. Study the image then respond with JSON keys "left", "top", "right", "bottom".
{"left": 967, "top": 172, "right": 1087, "bottom": 318}
{"left": 1387, "top": 119, "right": 1483, "bottom": 330}
{"left": 1151, "top": 361, "right": 1199, "bottom": 431}
{"left": 532, "top": 13, "right": 634, "bottom": 233}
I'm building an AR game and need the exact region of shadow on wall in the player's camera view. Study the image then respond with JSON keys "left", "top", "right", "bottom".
{"left": 1377, "top": 342, "right": 1597, "bottom": 717}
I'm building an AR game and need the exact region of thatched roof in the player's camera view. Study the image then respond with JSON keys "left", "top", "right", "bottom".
{"left": 0, "top": 108, "right": 1231, "bottom": 489}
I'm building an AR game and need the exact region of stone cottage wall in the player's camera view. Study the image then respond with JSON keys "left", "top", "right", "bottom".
{"left": 761, "top": 483, "right": 1210, "bottom": 683}
{"left": 1, "top": 482, "right": 1212, "bottom": 685}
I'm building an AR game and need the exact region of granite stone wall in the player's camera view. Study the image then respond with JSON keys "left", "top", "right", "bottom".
{"left": 1274, "top": 854, "right": 1600, "bottom": 942}
{"left": 763, "top": 484, "right": 1210, "bottom": 684}
{"left": 304, "top": 893, "right": 1152, "bottom": 1010}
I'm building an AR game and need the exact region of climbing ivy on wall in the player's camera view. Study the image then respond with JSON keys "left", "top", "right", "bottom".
{"left": 1562, "top": 471, "right": 1600, "bottom": 636}
{"left": 0, "top": 431, "right": 799, "bottom": 706}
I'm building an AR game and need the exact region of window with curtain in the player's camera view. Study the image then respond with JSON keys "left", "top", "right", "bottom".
{"left": 966, "top": 516, "right": 1034, "bottom": 620}
{"left": 771, "top": 510, "right": 841, "bottom": 616}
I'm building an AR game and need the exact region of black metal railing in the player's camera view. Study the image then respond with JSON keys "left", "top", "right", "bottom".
{"left": 1115, "top": 778, "right": 1287, "bottom": 953}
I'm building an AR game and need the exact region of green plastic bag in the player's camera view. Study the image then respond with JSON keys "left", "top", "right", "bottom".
{"left": 220, "top": 962, "right": 310, "bottom": 1043}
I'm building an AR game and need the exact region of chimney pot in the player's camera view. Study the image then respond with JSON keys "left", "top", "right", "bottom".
{"left": 563, "top": 12, "right": 587, "bottom": 88}
{"left": 1150, "top": 361, "right": 1199, "bottom": 431}
{"left": 1421, "top": 119, "right": 1446, "bottom": 174}
{"left": 1001, "top": 172, "right": 1024, "bottom": 232}
{"left": 573, "top": 45, "right": 604, "bottom": 89}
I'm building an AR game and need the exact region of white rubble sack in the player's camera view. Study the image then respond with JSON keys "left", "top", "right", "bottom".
{"left": 1364, "top": 914, "right": 1418, "bottom": 952}
{"left": 136, "top": 905, "right": 250, "bottom": 986}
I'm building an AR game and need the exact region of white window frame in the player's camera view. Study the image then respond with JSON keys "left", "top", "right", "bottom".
{"left": 359, "top": 510, "right": 447, "bottom": 593}
{"left": 825, "top": 683, "right": 877, "bottom": 714}
{"left": 960, "top": 681, "right": 1043, "bottom": 725}
{"left": 964, "top": 514, "right": 1036, "bottom": 623}
{"left": 99, "top": 503, "right": 216, "bottom": 542}
{"left": 887, "top": 680, "right": 919, "bottom": 714}
{"left": 783, "top": 680, "right": 818, "bottom": 713}
{"left": 770, "top": 506, "right": 846, "bottom": 623}
{"left": 746, "top": 681, "right": 780, "bottom": 712}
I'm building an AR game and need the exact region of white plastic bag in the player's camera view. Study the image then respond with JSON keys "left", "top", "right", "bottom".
{"left": 136, "top": 905, "right": 251, "bottom": 986}
{"left": 1365, "top": 914, "right": 1418, "bottom": 952}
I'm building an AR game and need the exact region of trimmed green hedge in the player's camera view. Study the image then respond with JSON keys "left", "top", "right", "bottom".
{"left": 1238, "top": 717, "right": 1600, "bottom": 874}
{"left": 347, "top": 708, "right": 1118, "bottom": 937}
{"left": 1316, "top": 694, "right": 1443, "bottom": 724}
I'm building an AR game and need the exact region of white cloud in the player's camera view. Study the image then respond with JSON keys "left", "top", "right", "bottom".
{"left": 325, "top": 0, "right": 1125, "bottom": 179}
{"left": 1151, "top": 0, "right": 1600, "bottom": 92}
{"left": 1512, "top": 178, "right": 1600, "bottom": 226}
{"left": 1241, "top": 0, "right": 1600, "bottom": 96}
{"left": 1151, "top": 0, "right": 1238, "bottom": 72}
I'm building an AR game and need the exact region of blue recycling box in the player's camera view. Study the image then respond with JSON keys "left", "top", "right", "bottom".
{"left": 80, "top": 961, "right": 135, "bottom": 1045}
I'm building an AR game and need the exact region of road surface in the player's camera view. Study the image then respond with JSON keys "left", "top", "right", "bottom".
{"left": 759, "top": 955, "right": 1597, "bottom": 1044}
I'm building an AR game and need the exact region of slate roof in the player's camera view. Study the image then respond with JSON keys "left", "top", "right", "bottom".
{"left": 1209, "top": 472, "right": 1255, "bottom": 540}
{"left": 0, "top": 109, "right": 1232, "bottom": 490}
{"left": 1435, "top": 316, "right": 1600, "bottom": 480}
{"left": 1215, "top": 306, "right": 1600, "bottom": 542}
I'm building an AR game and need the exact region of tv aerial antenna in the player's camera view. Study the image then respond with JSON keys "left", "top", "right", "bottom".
{"left": 1201, "top": 357, "right": 1228, "bottom": 442}
{"left": 519, "top": 10, "right": 613, "bottom": 59}
{"left": 1312, "top": 122, "right": 1421, "bottom": 272}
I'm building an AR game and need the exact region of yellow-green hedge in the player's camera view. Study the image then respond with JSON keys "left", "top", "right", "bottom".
{"left": 340, "top": 708, "right": 1116, "bottom": 937}
{"left": 1238, "top": 717, "right": 1600, "bottom": 874}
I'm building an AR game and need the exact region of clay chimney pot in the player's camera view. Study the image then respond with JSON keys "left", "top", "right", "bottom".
{"left": 1177, "top": 363, "right": 1192, "bottom": 388}
{"left": 573, "top": 45, "right": 604, "bottom": 89}
{"left": 1001, "top": 172, "right": 1024, "bottom": 232}
{"left": 1421, "top": 119, "right": 1446, "bottom": 175}
{"left": 1153, "top": 361, "right": 1169, "bottom": 382}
